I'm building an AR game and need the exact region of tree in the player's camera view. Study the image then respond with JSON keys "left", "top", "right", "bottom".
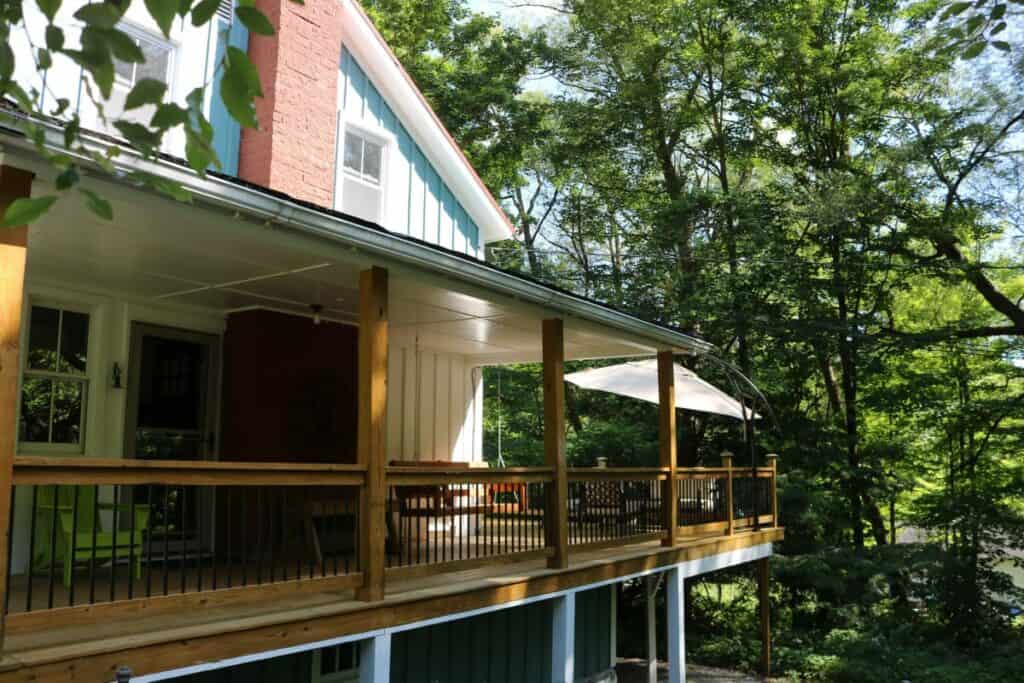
{"left": 0, "top": 0, "right": 289, "bottom": 224}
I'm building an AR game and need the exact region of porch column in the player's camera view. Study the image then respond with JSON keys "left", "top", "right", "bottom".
{"left": 359, "top": 632, "right": 392, "bottom": 683}
{"left": 0, "top": 166, "right": 34, "bottom": 649}
{"left": 666, "top": 566, "right": 686, "bottom": 683}
{"left": 543, "top": 318, "right": 568, "bottom": 569}
{"left": 658, "top": 351, "right": 677, "bottom": 545}
{"left": 645, "top": 574, "right": 659, "bottom": 683}
{"left": 551, "top": 590, "right": 576, "bottom": 683}
{"left": 722, "top": 451, "right": 734, "bottom": 536}
{"left": 357, "top": 266, "right": 388, "bottom": 601}
{"left": 758, "top": 557, "right": 771, "bottom": 677}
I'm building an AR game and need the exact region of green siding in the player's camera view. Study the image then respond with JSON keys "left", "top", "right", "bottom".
{"left": 391, "top": 600, "right": 553, "bottom": 683}
{"left": 574, "top": 587, "right": 613, "bottom": 680}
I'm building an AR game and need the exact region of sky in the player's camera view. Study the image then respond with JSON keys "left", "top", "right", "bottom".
{"left": 467, "top": 0, "right": 559, "bottom": 28}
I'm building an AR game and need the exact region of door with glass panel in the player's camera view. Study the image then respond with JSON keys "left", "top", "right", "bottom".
{"left": 125, "top": 324, "right": 219, "bottom": 557}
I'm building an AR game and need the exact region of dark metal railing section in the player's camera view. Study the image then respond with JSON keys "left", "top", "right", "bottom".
{"left": 567, "top": 478, "right": 664, "bottom": 546}
{"left": 733, "top": 475, "right": 772, "bottom": 526}
{"left": 676, "top": 474, "right": 729, "bottom": 526}
{"left": 385, "top": 481, "right": 548, "bottom": 568}
{"left": 6, "top": 483, "right": 359, "bottom": 614}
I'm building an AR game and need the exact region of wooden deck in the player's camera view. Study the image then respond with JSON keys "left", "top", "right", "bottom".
{"left": 0, "top": 528, "right": 781, "bottom": 682}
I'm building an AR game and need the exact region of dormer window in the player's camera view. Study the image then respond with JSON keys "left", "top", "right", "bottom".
{"left": 336, "top": 122, "right": 389, "bottom": 223}
{"left": 343, "top": 131, "right": 383, "bottom": 185}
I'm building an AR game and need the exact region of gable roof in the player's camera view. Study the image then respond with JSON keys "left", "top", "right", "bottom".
{"left": 340, "top": 0, "right": 515, "bottom": 244}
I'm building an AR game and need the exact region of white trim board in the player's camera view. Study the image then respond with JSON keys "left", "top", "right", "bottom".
{"left": 124, "top": 542, "right": 773, "bottom": 682}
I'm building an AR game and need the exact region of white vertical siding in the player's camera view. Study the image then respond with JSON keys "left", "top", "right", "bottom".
{"left": 386, "top": 339, "right": 483, "bottom": 463}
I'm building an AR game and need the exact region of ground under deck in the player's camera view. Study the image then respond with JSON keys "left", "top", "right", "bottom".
{"left": 0, "top": 528, "right": 781, "bottom": 682}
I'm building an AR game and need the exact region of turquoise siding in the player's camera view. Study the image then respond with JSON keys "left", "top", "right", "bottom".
{"left": 339, "top": 47, "right": 482, "bottom": 256}
{"left": 391, "top": 600, "right": 553, "bottom": 682}
{"left": 575, "top": 586, "right": 614, "bottom": 679}
{"left": 210, "top": 16, "right": 249, "bottom": 176}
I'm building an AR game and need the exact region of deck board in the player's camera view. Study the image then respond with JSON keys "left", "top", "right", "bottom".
{"left": 0, "top": 529, "right": 782, "bottom": 682}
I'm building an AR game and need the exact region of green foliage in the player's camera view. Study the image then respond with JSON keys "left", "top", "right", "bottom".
{"left": 0, "top": 0, "right": 296, "bottom": 223}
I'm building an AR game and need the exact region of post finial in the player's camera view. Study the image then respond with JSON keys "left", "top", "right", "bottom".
{"left": 721, "top": 450, "right": 734, "bottom": 467}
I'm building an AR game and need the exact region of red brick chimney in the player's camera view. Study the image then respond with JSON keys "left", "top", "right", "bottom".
{"left": 239, "top": 0, "right": 342, "bottom": 207}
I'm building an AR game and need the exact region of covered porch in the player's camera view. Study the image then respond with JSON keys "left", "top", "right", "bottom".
{"left": 0, "top": 145, "right": 780, "bottom": 679}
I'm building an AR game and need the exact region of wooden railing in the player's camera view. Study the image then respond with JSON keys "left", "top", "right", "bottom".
{"left": 384, "top": 466, "right": 553, "bottom": 575}
{"left": 567, "top": 468, "right": 667, "bottom": 548}
{"left": 5, "top": 457, "right": 365, "bottom": 617}
{"left": 3, "top": 456, "right": 778, "bottom": 620}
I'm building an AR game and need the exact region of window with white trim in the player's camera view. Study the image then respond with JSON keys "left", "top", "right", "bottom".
{"left": 104, "top": 24, "right": 175, "bottom": 130}
{"left": 312, "top": 642, "right": 359, "bottom": 682}
{"left": 337, "top": 125, "right": 386, "bottom": 223}
{"left": 19, "top": 305, "right": 90, "bottom": 451}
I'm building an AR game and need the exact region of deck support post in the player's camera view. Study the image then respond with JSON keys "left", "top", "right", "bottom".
{"left": 610, "top": 583, "right": 618, "bottom": 672}
{"left": 0, "top": 166, "right": 34, "bottom": 650}
{"left": 359, "top": 631, "right": 392, "bottom": 683}
{"left": 551, "top": 590, "right": 576, "bottom": 683}
{"left": 645, "top": 574, "right": 659, "bottom": 683}
{"left": 666, "top": 566, "right": 686, "bottom": 683}
{"left": 766, "top": 453, "right": 779, "bottom": 526}
{"left": 356, "top": 266, "right": 388, "bottom": 602}
{"left": 543, "top": 318, "right": 568, "bottom": 569}
{"left": 658, "top": 351, "right": 677, "bottom": 545}
{"left": 721, "top": 451, "right": 734, "bottom": 536}
{"left": 758, "top": 557, "right": 771, "bottom": 677}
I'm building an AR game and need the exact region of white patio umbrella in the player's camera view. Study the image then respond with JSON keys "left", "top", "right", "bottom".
{"left": 564, "top": 359, "right": 757, "bottom": 421}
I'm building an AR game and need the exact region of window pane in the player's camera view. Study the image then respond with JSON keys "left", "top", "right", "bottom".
{"left": 27, "top": 306, "right": 59, "bottom": 372}
{"left": 114, "top": 58, "right": 134, "bottom": 85}
{"left": 51, "top": 380, "right": 84, "bottom": 444}
{"left": 19, "top": 377, "right": 52, "bottom": 442}
{"left": 136, "top": 42, "right": 171, "bottom": 84}
{"left": 59, "top": 310, "right": 89, "bottom": 375}
{"left": 343, "top": 133, "right": 362, "bottom": 173}
{"left": 363, "top": 140, "right": 382, "bottom": 183}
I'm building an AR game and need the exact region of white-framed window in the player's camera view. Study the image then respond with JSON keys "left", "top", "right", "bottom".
{"left": 113, "top": 25, "right": 175, "bottom": 90}
{"left": 336, "top": 119, "right": 389, "bottom": 224}
{"left": 19, "top": 304, "right": 91, "bottom": 452}
{"left": 311, "top": 642, "right": 359, "bottom": 682}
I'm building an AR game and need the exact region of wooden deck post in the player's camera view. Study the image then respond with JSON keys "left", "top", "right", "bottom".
{"left": 356, "top": 266, "right": 388, "bottom": 601}
{"left": 721, "top": 451, "right": 734, "bottom": 536}
{"left": 551, "top": 590, "right": 576, "bottom": 683}
{"left": 758, "top": 557, "right": 771, "bottom": 677}
{"left": 0, "top": 166, "right": 34, "bottom": 649}
{"left": 766, "top": 453, "right": 779, "bottom": 526}
{"left": 543, "top": 318, "right": 568, "bottom": 569}
{"left": 658, "top": 352, "right": 678, "bottom": 546}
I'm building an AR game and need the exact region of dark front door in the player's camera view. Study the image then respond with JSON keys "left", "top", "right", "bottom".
{"left": 125, "top": 324, "right": 220, "bottom": 556}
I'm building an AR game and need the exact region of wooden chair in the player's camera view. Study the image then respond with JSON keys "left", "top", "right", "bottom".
{"left": 35, "top": 486, "right": 150, "bottom": 588}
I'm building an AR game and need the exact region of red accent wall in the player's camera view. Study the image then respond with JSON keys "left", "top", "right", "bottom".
{"left": 239, "top": 0, "right": 343, "bottom": 206}
{"left": 220, "top": 309, "right": 358, "bottom": 464}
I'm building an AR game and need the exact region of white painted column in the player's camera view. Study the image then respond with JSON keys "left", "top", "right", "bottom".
{"left": 551, "top": 591, "right": 576, "bottom": 683}
{"left": 610, "top": 583, "right": 618, "bottom": 671}
{"left": 645, "top": 574, "right": 659, "bottom": 683}
{"left": 666, "top": 566, "right": 686, "bottom": 683}
{"left": 359, "top": 632, "right": 392, "bottom": 683}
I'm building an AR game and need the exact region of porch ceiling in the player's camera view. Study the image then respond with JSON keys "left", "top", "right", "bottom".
{"left": 27, "top": 178, "right": 657, "bottom": 363}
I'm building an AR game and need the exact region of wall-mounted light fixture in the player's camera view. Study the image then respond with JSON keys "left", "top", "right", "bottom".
{"left": 111, "top": 362, "right": 123, "bottom": 389}
{"left": 310, "top": 303, "right": 323, "bottom": 325}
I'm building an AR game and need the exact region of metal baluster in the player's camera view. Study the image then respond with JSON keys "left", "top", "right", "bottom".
{"left": 110, "top": 485, "right": 120, "bottom": 603}
{"left": 89, "top": 485, "right": 99, "bottom": 604}
{"left": 145, "top": 485, "right": 154, "bottom": 597}
{"left": 5, "top": 487, "right": 17, "bottom": 614}
{"left": 256, "top": 488, "right": 264, "bottom": 585}
{"left": 161, "top": 486, "right": 171, "bottom": 595}
{"left": 25, "top": 486, "right": 37, "bottom": 612}
{"left": 126, "top": 485, "right": 135, "bottom": 600}
{"left": 46, "top": 484, "right": 59, "bottom": 609}
{"left": 195, "top": 486, "right": 203, "bottom": 593}
{"left": 67, "top": 486, "right": 79, "bottom": 606}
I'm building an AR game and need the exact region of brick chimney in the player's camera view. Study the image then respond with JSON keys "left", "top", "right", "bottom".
{"left": 239, "top": 0, "right": 343, "bottom": 207}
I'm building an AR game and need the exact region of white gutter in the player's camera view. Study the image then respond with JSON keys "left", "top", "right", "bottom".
{"left": 0, "top": 117, "right": 714, "bottom": 355}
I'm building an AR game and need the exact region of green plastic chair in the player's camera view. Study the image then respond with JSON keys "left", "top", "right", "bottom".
{"left": 34, "top": 486, "right": 151, "bottom": 588}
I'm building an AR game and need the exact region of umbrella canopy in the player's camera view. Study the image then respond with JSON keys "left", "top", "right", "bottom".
{"left": 564, "top": 359, "right": 756, "bottom": 421}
